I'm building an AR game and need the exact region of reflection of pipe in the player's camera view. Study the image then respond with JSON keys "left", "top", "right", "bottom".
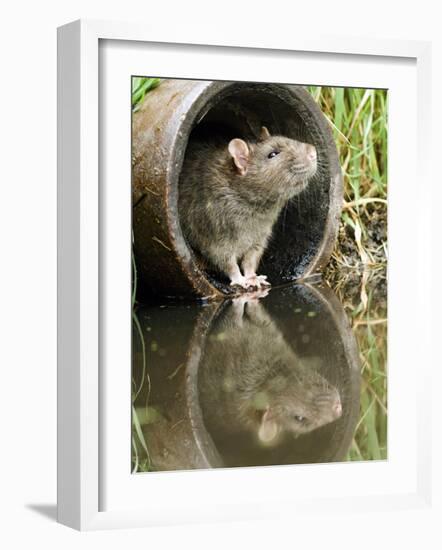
{"left": 303, "top": 282, "right": 361, "bottom": 461}
{"left": 132, "top": 282, "right": 360, "bottom": 472}
{"left": 132, "top": 79, "right": 342, "bottom": 300}
{"left": 133, "top": 302, "right": 225, "bottom": 470}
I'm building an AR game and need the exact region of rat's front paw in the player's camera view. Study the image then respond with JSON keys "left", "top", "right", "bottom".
{"left": 230, "top": 274, "right": 253, "bottom": 290}
{"left": 230, "top": 272, "right": 271, "bottom": 292}
{"left": 256, "top": 275, "right": 271, "bottom": 287}
{"left": 245, "top": 274, "right": 271, "bottom": 288}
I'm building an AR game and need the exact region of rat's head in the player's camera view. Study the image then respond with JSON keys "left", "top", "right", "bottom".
{"left": 228, "top": 126, "right": 317, "bottom": 201}
{"left": 256, "top": 366, "right": 343, "bottom": 444}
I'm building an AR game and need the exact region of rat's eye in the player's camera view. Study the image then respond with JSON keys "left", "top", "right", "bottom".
{"left": 267, "top": 150, "right": 280, "bottom": 159}
{"left": 293, "top": 415, "right": 306, "bottom": 423}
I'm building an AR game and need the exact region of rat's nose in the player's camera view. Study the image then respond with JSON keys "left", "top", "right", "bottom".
{"left": 306, "top": 144, "right": 317, "bottom": 162}
{"left": 332, "top": 400, "right": 342, "bottom": 418}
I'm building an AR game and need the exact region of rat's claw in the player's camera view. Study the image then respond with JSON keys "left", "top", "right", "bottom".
{"left": 256, "top": 275, "right": 271, "bottom": 287}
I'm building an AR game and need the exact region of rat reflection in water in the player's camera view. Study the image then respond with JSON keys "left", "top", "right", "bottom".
{"left": 199, "top": 294, "right": 343, "bottom": 448}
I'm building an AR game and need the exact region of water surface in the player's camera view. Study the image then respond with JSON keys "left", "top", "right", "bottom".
{"left": 132, "top": 281, "right": 385, "bottom": 472}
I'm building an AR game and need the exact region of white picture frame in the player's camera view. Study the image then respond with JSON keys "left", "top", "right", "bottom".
{"left": 57, "top": 19, "right": 433, "bottom": 531}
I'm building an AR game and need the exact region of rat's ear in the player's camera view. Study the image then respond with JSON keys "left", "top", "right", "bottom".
{"left": 228, "top": 138, "right": 250, "bottom": 176}
{"left": 258, "top": 407, "right": 279, "bottom": 444}
{"left": 259, "top": 126, "right": 271, "bottom": 141}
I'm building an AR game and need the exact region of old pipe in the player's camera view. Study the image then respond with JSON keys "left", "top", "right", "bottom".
{"left": 132, "top": 79, "right": 343, "bottom": 300}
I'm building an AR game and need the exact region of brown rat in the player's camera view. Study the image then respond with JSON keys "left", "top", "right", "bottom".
{"left": 199, "top": 295, "right": 342, "bottom": 445}
{"left": 178, "top": 127, "right": 317, "bottom": 290}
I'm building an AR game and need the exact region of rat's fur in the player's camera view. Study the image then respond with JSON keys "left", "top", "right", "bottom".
{"left": 178, "top": 128, "right": 317, "bottom": 289}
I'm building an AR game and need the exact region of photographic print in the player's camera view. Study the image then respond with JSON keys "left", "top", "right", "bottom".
{"left": 131, "top": 78, "right": 387, "bottom": 473}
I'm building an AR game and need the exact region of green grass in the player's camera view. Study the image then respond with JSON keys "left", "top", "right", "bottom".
{"left": 308, "top": 86, "right": 388, "bottom": 462}
{"left": 345, "top": 287, "right": 387, "bottom": 461}
{"left": 308, "top": 86, "right": 388, "bottom": 269}
{"left": 132, "top": 77, "right": 160, "bottom": 111}
{"left": 131, "top": 309, "right": 152, "bottom": 473}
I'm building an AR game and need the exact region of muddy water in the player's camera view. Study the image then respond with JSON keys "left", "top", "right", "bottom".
{"left": 132, "top": 282, "right": 364, "bottom": 472}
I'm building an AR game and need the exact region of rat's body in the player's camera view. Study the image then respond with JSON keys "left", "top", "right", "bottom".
{"left": 178, "top": 127, "right": 317, "bottom": 289}
{"left": 199, "top": 297, "right": 342, "bottom": 444}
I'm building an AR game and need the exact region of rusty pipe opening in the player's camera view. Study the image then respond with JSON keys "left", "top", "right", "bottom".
{"left": 133, "top": 80, "right": 342, "bottom": 301}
